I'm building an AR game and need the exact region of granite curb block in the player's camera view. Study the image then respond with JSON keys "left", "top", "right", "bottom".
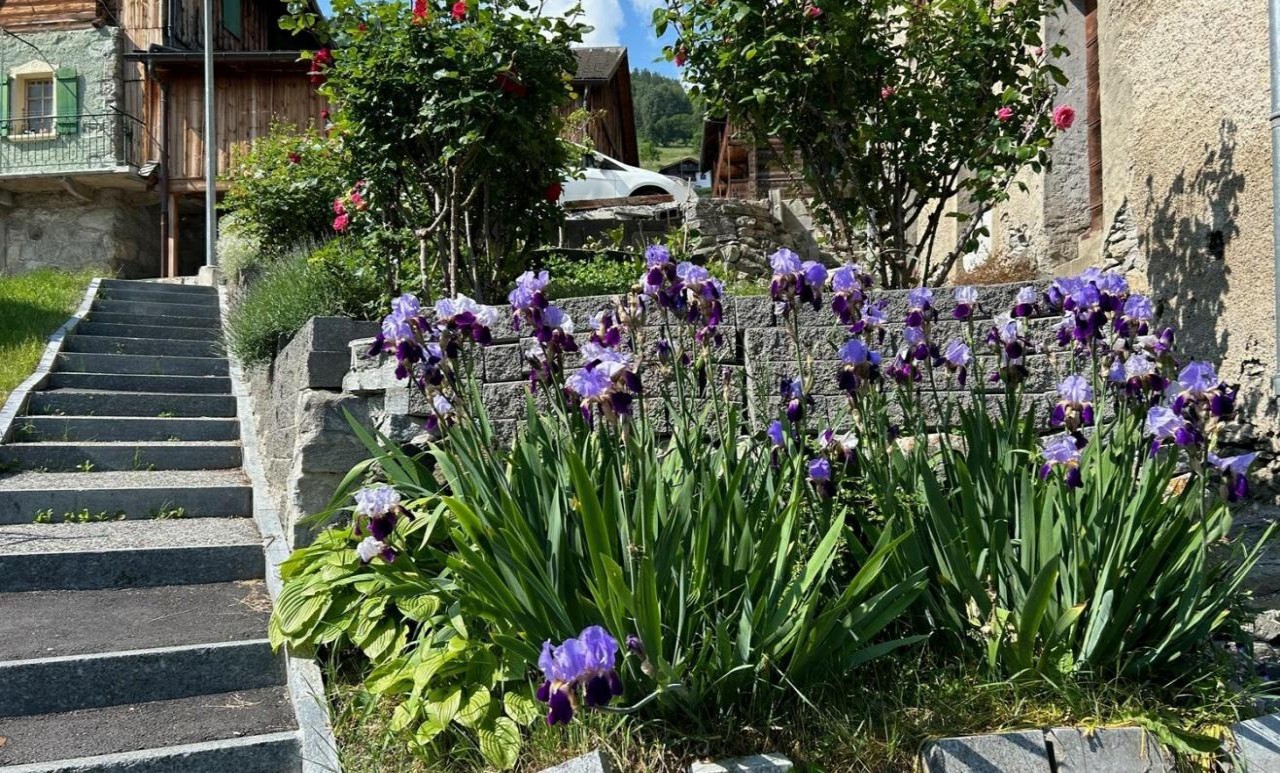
{"left": 0, "top": 277, "right": 101, "bottom": 444}
{"left": 539, "top": 751, "right": 796, "bottom": 773}
{"left": 222, "top": 287, "right": 344, "bottom": 773}
{"left": 689, "top": 753, "right": 795, "bottom": 772}
{"left": 0, "top": 730, "right": 302, "bottom": 773}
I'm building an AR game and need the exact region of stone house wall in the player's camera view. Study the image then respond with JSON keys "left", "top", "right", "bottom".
{"left": 0, "top": 188, "right": 159, "bottom": 277}
{"left": 987, "top": 0, "right": 1279, "bottom": 484}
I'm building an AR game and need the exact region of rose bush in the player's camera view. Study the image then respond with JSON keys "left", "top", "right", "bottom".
{"left": 659, "top": 0, "right": 1071, "bottom": 287}
{"left": 282, "top": 0, "right": 585, "bottom": 300}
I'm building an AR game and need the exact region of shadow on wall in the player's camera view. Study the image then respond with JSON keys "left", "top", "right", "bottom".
{"left": 1142, "top": 118, "right": 1242, "bottom": 377}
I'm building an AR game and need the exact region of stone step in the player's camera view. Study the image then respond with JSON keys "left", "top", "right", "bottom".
{"left": 55, "top": 352, "right": 230, "bottom": 377}
{"left": 0, "top": 639, "right": 285, "bottom": 717}
{"left": 16, "top": 416, "right": 240, "bottom": 442}
{"left": 98, "top": 279, "right": 217, "bottom": 297}
{"left": 86, "top": 311, "right": 221, "bottom": 330}
{"left": 95, "top": 288, "right": 222, "bottom": 307}
{"left": 75, "top": 321, "right": 221, "bottom": 342}
{"left": 0, "top": 441, "right": 242, "bottom": 472}
{"left": 91, "top": 299, "right": 222, "bottom": 320}
{"left": 0, "top": 581, "right": 272, "bottom": 661}
{"left": 0, "top": 518, "right": 263, "bottom": 591}
{"left": 46, "top": 373, "right": 232, "bottom": 394}
{"left": 24, "top": 390, "right": 238, "bottom": 419}
{"left": 0, "top": 470, "right": 252, "bottom": 524}
{"left": 61, "top": 335, "right": 220, "bottom": 358}
{"left": 62, "top": 334, "right": 223, "bottom": 358}
{"left": 0, "top": 691, "right": 298, "bottom": 769}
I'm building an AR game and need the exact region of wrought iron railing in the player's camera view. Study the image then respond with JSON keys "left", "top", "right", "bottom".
{"left": 0, "top": 112, "right": 144, "bottom": 175}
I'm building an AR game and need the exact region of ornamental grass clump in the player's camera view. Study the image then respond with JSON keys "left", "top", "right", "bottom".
{"left": 271, "top": 243, "right": 1269, "bottom": 768}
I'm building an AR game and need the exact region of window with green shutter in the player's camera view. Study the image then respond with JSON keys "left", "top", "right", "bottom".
{"left": 55, "top": 67, "right": 79, "bottom": 135}
{"left": 223, "top": 0, "right": 242, "bottom": 39}
{"left": 0, "top": 80, "right": 9, "bottom": 137}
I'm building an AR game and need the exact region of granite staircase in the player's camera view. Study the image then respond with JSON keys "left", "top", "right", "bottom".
{"left": 0, "top": 280, "right": 302, "bottom": 771}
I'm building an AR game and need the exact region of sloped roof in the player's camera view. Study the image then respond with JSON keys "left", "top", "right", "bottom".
{"left": 573, "top": 47, "right": 627, "bottom": 83}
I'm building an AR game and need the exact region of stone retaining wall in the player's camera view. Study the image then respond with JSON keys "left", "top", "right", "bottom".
{"left": 242, "top": 317, "right": 379, "bottom": 548}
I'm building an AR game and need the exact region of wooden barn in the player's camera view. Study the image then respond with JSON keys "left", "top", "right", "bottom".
{"left": 568, "top": 47, "right": 638, "bottom": 166}
{"left": 0, "top": 0, "right": 323, "bottom": 277}
{"left": 700, "top": 117, "right": 806, "bottom": 200}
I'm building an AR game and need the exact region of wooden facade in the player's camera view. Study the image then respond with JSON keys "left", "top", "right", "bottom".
{"left": 0, "top": 0, "right": 109, "bottom": 31}
{"left": 567, "top": 47, "right": 638, "bottom": 166}
{"left": 700, "top": 118, "right": 807, "bottom": 200}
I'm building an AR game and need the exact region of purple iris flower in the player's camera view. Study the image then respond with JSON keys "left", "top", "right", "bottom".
{"left": 802, "top": 261, "right": 827, "bottom": 288}
{"left": 1144, "top": 404, "right": 1198, "bottom": 453}
{"left": 808, "top": 457, "right": 832, "bottom": 482}
{"left": 536, "top": 627, "right": 623, "bottom": 725}
{"left": 904, "top": 325, "right": 930, "bottom": 361}
{"left": 1208, "top": 452, "right": 1257, "bottom": 502}
{"left": 1040, "top": 435, "right": 1084, "bottom": 488}
{"left": 939, "top": 338, "right": 970, "bottom": 385}
{"left": 676, "top": 261, "right": 710, "bottom": 284}
{"left": 839, "top": 338, "right": 877, "bottom": 365}
{"left": 767, "top": 420, "right": 785, "bottom": 447}
{"left": 645, "top": 244, "right": 672, "bottom": 267}
{"left": 356, "top": 536, "right": 396, "bottom": 564}
{"left": 781, "top": 377, "right": 806, "bottom": 421}
{"left": 509, "top": 270, "right": 550, "bottom": 311}
{"left": 770, "top": 248, "right": 803, "bottom": 275}
{"left": 355, "top": 484, "right": 401, "bottom": 540}
{"left": 830, "top": 265, "right": 862, "bottom": 294}
{"left": 1051, "top": 374, "right": 1095, "bottom": 430}
{"left": 908, "top": 287, "right": 934, "bottom": 311}
{"left": 1178, "top": 361, "right": 1218, "bottom": 394}
{"left": 953, "top": 286, "right": 979, "bottom": 320}
{"left": 1012, "top": 286, "right": 1038, "bottom": 318}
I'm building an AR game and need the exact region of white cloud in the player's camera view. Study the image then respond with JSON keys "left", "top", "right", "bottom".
{"left": 541, "top": 0, "right": 626, "bottom": 45}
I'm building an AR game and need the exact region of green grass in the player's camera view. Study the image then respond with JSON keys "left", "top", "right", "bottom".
{"left": 639, "top": 145, "right": 698, "bottom": 172}
{"left": 323, "top": 648, "right": 1259, "bottom": 772}
{"left": 0, "top": 268, "right": 100, "bottom": 403}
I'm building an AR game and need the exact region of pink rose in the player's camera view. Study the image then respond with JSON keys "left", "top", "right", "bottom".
{"left": 350, "top": 191, "right": 366, "bottom": 211}
{"left": 1034, "top": 46, "right": 1044, "bottom": 58}
{"left": 995, "top": 106, "right": 1014, "bottom": 123}
{"left": 1052, "top": 104, "right": 1076, "bottom": 131}
{"left": 333, "top": 213, "right": 350, "bottom": 233}
{"left": 805, "top": 3, "right": 822, "bottom": 17}
{"left": 451, "top": 0, "right": 466, "bottom": 20}
{"left": 880, "top": 85, "right": 896, "bottom": 100}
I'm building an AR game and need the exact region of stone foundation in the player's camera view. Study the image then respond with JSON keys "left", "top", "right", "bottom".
{"left": 0, "top": 188, "right": 160, "bottom": 278}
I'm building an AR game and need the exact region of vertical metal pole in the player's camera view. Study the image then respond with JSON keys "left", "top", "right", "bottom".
{"left": 1270, "top": 0, "right": 1280, "bottom": 392}
{"left": 203, "top": 0, "right": 217, "bottom": 268}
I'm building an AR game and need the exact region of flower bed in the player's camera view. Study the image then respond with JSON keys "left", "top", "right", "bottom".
{"left": 271, "top": 246, "right": 1272, "bottom": 770}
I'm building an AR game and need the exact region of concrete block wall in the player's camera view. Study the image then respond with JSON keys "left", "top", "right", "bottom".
{"left": 340, "top": 283, "right": 1062, "bottom": 452}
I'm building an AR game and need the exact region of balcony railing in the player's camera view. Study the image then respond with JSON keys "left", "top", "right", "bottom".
{"left": 0, "top": 113, "right": 144, "bottom": 176}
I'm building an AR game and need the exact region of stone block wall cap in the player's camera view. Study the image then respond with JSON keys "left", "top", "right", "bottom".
{"left": 921, "top": 730, "right": 1050, "bottom": 772}
{"left": 689, "top": 753, "right": 794, "bottom": 772}
{"left": 1229, "top": 712, "right": 1280, "bottom": 772}
{"left": 539, "top": 749, "right": 614, "bottom": 773}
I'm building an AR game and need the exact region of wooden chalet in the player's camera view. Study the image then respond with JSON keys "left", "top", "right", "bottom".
{"left": 700, "top": 117, "right": 806, "bottom": 200}
{"left": 568, "top": 47, "right": 638, "bottom": 166}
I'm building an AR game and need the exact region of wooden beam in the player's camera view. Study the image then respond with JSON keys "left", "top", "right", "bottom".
{"left": 166, "top": 193, "right": 180, "bottom": 278}
{"left": 562, "top": 193, "right": 675, "bottom": 211}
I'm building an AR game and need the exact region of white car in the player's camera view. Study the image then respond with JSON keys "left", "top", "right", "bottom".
{"left": 561, "top": 151, "right": 693, "bottom": 204}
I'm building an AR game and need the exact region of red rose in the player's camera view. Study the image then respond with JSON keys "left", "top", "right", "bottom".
{"left": 545, "top": 182, "right": 563, "bottom": 202}
{"left": 287, "top": 152, "right": 302, "bottom": 164}
{"left": 674, "top": 48, "right": 687, "bottom": 67}
{"left": 412, "top": 0, "right": 429, "bottom": 24}
{"left": 312, "top": 47, "right": 332, "bottom": 68}
{"left": 451, "top": 0, "right": 467, "bottom": 20}
{"left": 496, "top": 71, "right": 528, "bottom": 97}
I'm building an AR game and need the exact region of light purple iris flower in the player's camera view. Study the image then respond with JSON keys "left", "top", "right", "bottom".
{"left": 1178, "top": 361, "right": 1218, "bottom": 394}
{"left": 908, "top": 287, "right": 934, "bottom": 311}
{"left": 1040, "top": 435, "right": 1083, "bottom": 487}
{"left": 767, "top": 420, "right": 785, "bottom": 446}
{"left": 508, "top": 270, "right": 549, "bottom": 310}
{"left": 1057, "top": 374, "right": 1093, "bottom": 403}
{"left": 1123, "top": 294, "right": 1153, "bottom": 321}
{"left": 831, "top": 265, "right": 862, "bottom": 293}
{"left": 943, "top": 339, "right": 971, "bottom": 367}
{"left": 645, "top": 244, "right": 671, "bottom": 266}
{"left": 770, "top": 248, "right": 802, "bottom": 275}
{"left": 354, "top": 484, "right": 400, "bottom": 518}
{"left": 808, "top": 457, "right": 832, "bottom": 482}
{"left": 566, "top": 367, "right": 611, "bottom": 399}
{"left": 801, "top": 261, "right": 827, "bottom": 287}
{"left": 840, "top": 338, "right": 877, "bottom": 365}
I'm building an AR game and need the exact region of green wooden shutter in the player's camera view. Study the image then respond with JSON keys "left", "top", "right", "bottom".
{"left": 0, "top": 80, "right": 9, "bottom": 136}
{"left": 55, "top": 68, "right": 79, "bottom": 135}
{"left": 223, "top": 0, "right": 242, "bottom": 38}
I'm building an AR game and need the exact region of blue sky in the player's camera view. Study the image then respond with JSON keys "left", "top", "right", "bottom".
{"left": 314, "top": 0, "right": 680, "bottom": 79}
